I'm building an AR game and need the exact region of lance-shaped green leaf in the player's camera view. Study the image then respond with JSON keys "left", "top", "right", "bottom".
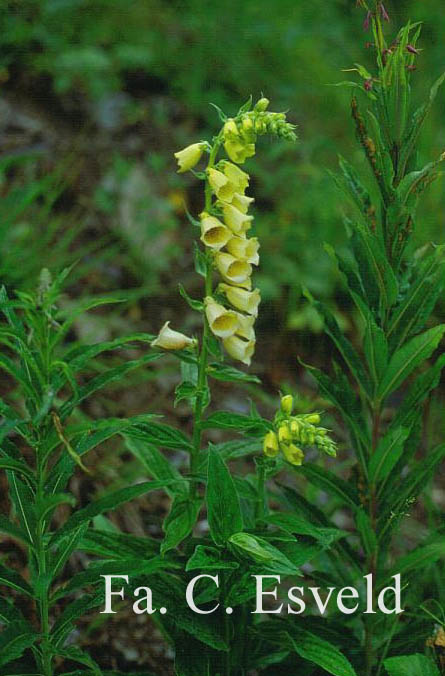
{"left": 391, "top": 354, "right": 445, "bottom": 431}
{"left": 355, "top": 508, "right": 377, "bottom": 557}
{"left": 0, "top": 598, "right": 27, "bottom": 626}
{"left": 353, "top": 225, "right": 399, "bottom": 310}
{"left": 161, "top": 496, "right": 202, "bottom": 554}
{"left": 0, "top": 564, "right": 33, "bottom": 597}
{"left": 381, "top": 443, "right": 445, "bottom": 517}
{"left": 124, "top": 436, "right": 187, "bottom": 497}
{"left": 6, "top": 474, "right": 36, "bottom": 546}
{"left": 307, "top": 295, "right": 371, "bottom": 397}
{"left": 207, "top": 362, "right": 261, "bottom": 384}
{"left": 363, "top": 311, "right": 388, "bottom": 387}
{"left": 377, "top": 325, "right": 445, "bottom": 402}
{"left": 0, "top": 622, "right": 37, "bottom": 668}
{"left": 78, "top": 528, "right": 159, "bottom": 559}
{"left": 263, "top": 513, "right": 348, "bottom": 548}
{"left": 298, "top": 464, "right": 359, "bottom": 511}
{"left": 201, "top": 411, "right": 272, "bottom": 436}
{"left": 286, "top": 630, "right": 358, "bottom": 676}
{"left": 206, "top": 448, "right": 243, "bottom": 546}
{"left": 125, "top": 422, "right": 193, "bottom": 451}
{"left": 0, "top": 516, "right": 31, "bottom": 546}
{"left": 50, "top": 523, "right": 89, "bottom": 579}
{"left": 369, "top": 426, "right": 409, "bottom": 484}
{"left": 399, "top": 70, "right": 445, "bottom": 179}
{"left": 229, "top": 532, "right": 300, "bottom": 575}
{"left": 50, "top": 480, "right": 174, "bottom": 547}
{"left": 0, "top": 456, "right": 34, "bottom": 483}
{"left": 384, "top": 654, "right": 440, "bottom": 676}
{"left": 384, "top": 541, "right": 445, "bottom": 584}
{"left": 186, "top": 545, "right": 239, "bottom": 572}
{"left": 387, "top": 247, "right": 445, "bottom": 351}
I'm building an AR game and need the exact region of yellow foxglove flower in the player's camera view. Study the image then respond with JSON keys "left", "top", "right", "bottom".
{"left": 263, "top": 430, "right": 279, "bottom": 458}
{"left": 280, "top": 395, "right": 294, "bottom": 415}
{"left": 215, "top": 252, "right": 252, "bottom": 285}
{"left": 200, "top": 213, "right": 231, "bottom": 250}
{"left": 151, "top": 321, "right": 196, "bottom": 350}
{"left": 204, "top": 297, "right": 239, "bottom": 339}
{"left": 223, "top": 334, "right": 255, "bottom": 366}
{"left": 224, "top": 139, "right": 255, "bottom": 164}
{"left": 226, "top": 236, "right": 259, "bottom": 265}
{"left": 282, "top": 443, "right": 305, "bottom": 466}
{"left": 222, "top": 202, "right": 253, "bottom": 234}
{"left": 232, "top": 192, "right": 254, "bottom": 214}
{"left": 174, "top": 142, "right": 205, "bottom": 173}
{"left": 234, "top": 312, "right": 255, "bottom": 341}
{"left": 207, "top": 168, "right": 237, "bottom": 202}
{"left": 218, "top": 283, "right": 261, "bottom": 316}
{"left": 220, "top": 161, "right": 250, "bottom": 193}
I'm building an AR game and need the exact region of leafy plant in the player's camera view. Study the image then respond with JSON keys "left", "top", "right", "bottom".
{"left": 290, "top": 3, "right": 445, "bottom": 673}
{"left": 0, "top": 270, "right": 166, "bottom": 674}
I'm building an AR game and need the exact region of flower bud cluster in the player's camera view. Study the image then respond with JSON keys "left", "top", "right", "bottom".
{"left": 263, "top": 395, "right": 337, "bottom": 466}
{"left": 222, "top": 98, "right": 297, "bottom": 165}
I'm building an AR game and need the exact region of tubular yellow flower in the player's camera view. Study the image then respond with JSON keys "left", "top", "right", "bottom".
{"left": 220, "top": 161, "right": 250, "bottom": 193}
{"left": 280, "top": 394, "right": 294, "bottom": 416}
{"left": 204, "top": 297, "right": 239, "bottom": 339}
{"left": 282, "top": 443, "right": 305, "bottom": 466}
{"left": 151, "top": 321, "right": 196, "bottom": 350}
{"left": 174, "top": 142, "right": 205, "bottom": 173}
{"left": 226, "top": 236, "right": 259, "bottom": 265}
{"left": 207, "top": 168, "right": 237, "bottom": 202}
{"left": 215, "top": 252, "right": 252, "bottom": 285}
{"left": 200, "top": 213, "right": 231, "bottom": 250}
{"left": 218, "top": 283, "right": 261, "bottom": 316}
{"left": 263, "top": 430, "right": 279, "bottom": 458}
{"left": 234, "top": 312, "right": 255, "bottom": 341}
{"left": 224, "top": 139, "right": 256, "bottom": 165}
{"left": 221, "top": 203, "right": 254, "bottom": 234}
{"left": 223, "top": 334, "right": 255, "bottom": 366}
{"left": 231, "top": 192, "right": 254, "bottom": 214}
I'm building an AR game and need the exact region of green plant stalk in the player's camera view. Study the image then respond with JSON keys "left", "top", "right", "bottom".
{"left": 255, "top": 461, "right": 266, "bottom": 523}
{"left": 190, "top": 137, "right": 223, "bottom": 497}
{"left": 36, "top": 445, "right": 52, "bottom": 676}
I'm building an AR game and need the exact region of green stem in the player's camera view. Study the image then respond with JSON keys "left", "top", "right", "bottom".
{"left": 255, "top": 461, "right": 266, "bottom": 523}
{"left": 36, "top": 451, "right": 52, "bottom": 676}
{"left": 189, "top": 137, "right": 222, "bottom": 498}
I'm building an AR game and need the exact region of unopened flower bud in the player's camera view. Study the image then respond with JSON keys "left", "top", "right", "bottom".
{"left": 223, "top": 118, "right": 239, "bottom": 138}
{"left": 380, "top": 3, "right": 390, "bottom": 21}
{"left": 282, "top": 444, "right": 304, "bottom": 466}
{"left": 280, "top": 394, "right": 294, "bottom": 416}
{"left": 278, "top": 424, "right": 292, "bottom": 445}
{"left": 151, "top": 322, "right": 196, "bottom": 350}
{"left": 254, "top": 97, "right": 270, "bottom": 112}
{"left": 263, "top": 430, "right": 279, "bottom": 457}
{"left": 305, "top": 413, "right": 320, "bottom": 425}
{"left": 174, "top": 142, "right": 205, "bottom": 173}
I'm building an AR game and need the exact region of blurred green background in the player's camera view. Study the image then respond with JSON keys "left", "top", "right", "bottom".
{"left": 0, "top": 0, "right": 444, "bottom": 383}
